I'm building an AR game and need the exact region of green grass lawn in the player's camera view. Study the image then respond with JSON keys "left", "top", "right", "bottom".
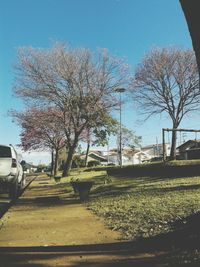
{"left": 57, "top": 167, "right": 200, "bottom": 241}
{"left": 40, "top": 167, "right": 200, "bottom": 265}
{"left": 44, "top": 167, "right": 200, "bottom": 265}
{"left": 86, "top": 173, "right": 200, "bottom": 240}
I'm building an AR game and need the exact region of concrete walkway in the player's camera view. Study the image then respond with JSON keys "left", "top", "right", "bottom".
{"left": 0, "top": 176, "right": 121, "bottom": 247}
{"left": 0, "top": 176, "right": 166, "bottom": 267}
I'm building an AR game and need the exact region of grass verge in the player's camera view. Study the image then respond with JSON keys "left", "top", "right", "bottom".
{"left": 41, "top": 168, "right": 200, "bottom": 265}
{"left": 87, "top": 174, "right": 200, "bottom": 240}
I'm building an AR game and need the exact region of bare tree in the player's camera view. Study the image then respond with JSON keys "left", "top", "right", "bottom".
{"left": 13, "top": 43, "right": 129, "bottom": 175}
{"left": 130, "top": 47, "right": 199, "bottom": 160}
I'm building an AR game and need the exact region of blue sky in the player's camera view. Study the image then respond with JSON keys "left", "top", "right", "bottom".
{"left": 0, "top": 0, "right": 197, "bottom": 164}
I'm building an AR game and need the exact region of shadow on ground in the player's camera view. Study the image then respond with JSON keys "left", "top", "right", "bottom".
{"left": 15, "top": 195, "right": 80, "bottom": 209}
{"left": 0, "top": 211, "right": 200, "bottom": 266}
{"left": 90, "top": 175, "right": 200, "bottom": 199}
{"left": 1, "top": 176, "right": 200, "bottom": 266}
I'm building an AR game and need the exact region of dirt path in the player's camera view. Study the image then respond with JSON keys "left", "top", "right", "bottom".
{"left": 0, "top": 176, "right": 168, "bottom": 266}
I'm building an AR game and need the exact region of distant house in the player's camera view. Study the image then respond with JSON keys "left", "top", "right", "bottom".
{"left": 141, "top": 143, "right": 171, "bottom": 159}
{"left": 177, "top": 140, "right": 200, "bottom": 160}
{"left": 107, "top": 148, "right": 150, "bottom": 166}
{"left": 103, "top": 145, "right": 171, "bottom": 166}
{"left": 22, "top": 162, "right": 37, "bottom": 173}
{"left": 125, "top": 149, "right": 150, "bottom": 165}
{"left": 76, "top": 143, "right": 171, "bottom": 167}
{"left": 80, "top": 151, "right": 107, "bottom": 166}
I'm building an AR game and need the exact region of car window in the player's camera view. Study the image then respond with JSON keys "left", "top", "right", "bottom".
{"left": 0, "top": 146, "right": 12, "bottom": 158}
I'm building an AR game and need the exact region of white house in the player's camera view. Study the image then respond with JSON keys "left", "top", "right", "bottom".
{"left": 141, "top": 143, "right": 171, "bottom": 159}
{"left": 80, "top": 151, "right": 108, "bottom": 165}
{"left": 80, "top": 143, "right": 171, "bottom": 167}
{"left": 106, "top": 148, "right": 150, "bottom": 166}
{"left": 106, "top": 143, "right": 171, "bottom": 165}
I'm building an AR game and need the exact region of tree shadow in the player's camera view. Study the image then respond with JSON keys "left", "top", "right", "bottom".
{"left": 0, "top": 202, "right": 11, "bottom": 219}
{"left": 14, "top": 194, "right": 81, "bottom": 209}
{"left": 1, "top": 175, "right": 200, "bottom": 265}
{"left": 1, "top": 191, "right": 200, "bottom": 266}
{"left": 142, "top": 183, "right": 200, "bottom": 195}
{"left": 89, "top": 174, "right": 200, "bottom": 200}
{"left": 1, "top": 212, "right": 200, "bottom": 267}
{"left": 90, "top": 184, "right": 133, "bottom": 199}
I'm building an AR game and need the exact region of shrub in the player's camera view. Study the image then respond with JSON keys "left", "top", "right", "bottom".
{"left": 87, "top": 160, "right": 101, "bottom": 167}
{"left": 72, "top": 155, "right": 85, "bottom": 168}
{"left": 106, "top": 161, "right": 200, "bottom": 178}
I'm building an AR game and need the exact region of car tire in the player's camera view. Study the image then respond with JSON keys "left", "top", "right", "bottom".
{"left": 9, "top": 179, "right": 18, "bottom": 200}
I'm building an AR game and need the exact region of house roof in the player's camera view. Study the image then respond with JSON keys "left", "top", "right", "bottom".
{"left": 142, "top": 143, "right": 169, "bottom": 150}
{"left": 89, "top": 152, "right": 107, "bottom": 161}
{"left": 80, "top": 152, "right": 107, "bottom": 162}
{"left": 109, "top": 147, "right": 140, "bottom": 155}
{"left": 177, "top": 140, "right": 200, "bottom": 151}
{"left": 23, "top": 162, "right": 37, "bottom": 169}
{"left": 108, "top": 149, "right": 148, "bottom": 158}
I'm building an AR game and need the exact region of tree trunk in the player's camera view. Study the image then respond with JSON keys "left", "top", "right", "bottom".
{"left": 180, "top": 0, "right": 200, "bottom": 79}
{"left": 170, "top": 127, "right": 178, "bottom": 160}
{"left": 85, "top": 141, "right": 90, "bottom": 167}
{"left": 51, "top": 148, "right": 54, "bottom": 175}
{"left": 54, "top": 148, "right": 59, "bottom": 176}
{"left": 62, "top": 144, "right": 77, "bottom": 177}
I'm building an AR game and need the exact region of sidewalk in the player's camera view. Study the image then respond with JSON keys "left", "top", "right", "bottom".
{"left": 0, "top": 176, "right": 165, "bottom": 267}
{"left": 0, "top": 176, "right": 121, "bottom": 247}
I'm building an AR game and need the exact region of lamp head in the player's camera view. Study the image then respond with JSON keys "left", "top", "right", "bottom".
{"left": 115, "top": 88, "right": 126, "bottom": 93}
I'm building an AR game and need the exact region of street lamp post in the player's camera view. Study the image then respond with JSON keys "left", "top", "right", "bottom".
{"left": 115, "top": 88, "right": 126, "bottom": 167}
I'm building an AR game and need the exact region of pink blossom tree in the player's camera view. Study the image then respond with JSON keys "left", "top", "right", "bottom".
{"left": 12, "top": 108, "right": 65, "bottom": 175}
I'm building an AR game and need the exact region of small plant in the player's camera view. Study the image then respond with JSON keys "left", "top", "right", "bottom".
{"left": 70, "top": 178, "right": 94, "bottom": 201}
{"left": 46, "top": 172, "right": 53, "bottom": 178}
{"left": 104, "top": 175, "right": 112, "bottom": 184}
{"left": 54, "top": 175, "right": 61, "bottom": 183}
{"left": 70, "top": 177, "right": 79, "bottom": 193}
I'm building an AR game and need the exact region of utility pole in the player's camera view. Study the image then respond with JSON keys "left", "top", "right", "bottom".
{"left": 115, "top": 88, "right": 126, "bottom": 167}
{"left": 156, "top": 136, "right": 158, "bottom": 157}
{"left": 162, "top": 129, "right": 166, "bottom": 162}
{"left": 107, "top": 137, "right": 109, "bottom": 165}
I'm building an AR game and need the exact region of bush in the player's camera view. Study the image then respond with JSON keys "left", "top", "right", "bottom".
{"left": 106, "top": 161, "right": 200, "bottom": 178}
{"left": 87, "top": 160, "right": 101, "bottom": 167}
{"left": 72, "top": 155, "right": 85, "bottom": 168}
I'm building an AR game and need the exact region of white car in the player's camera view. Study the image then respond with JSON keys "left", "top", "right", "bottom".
{"left": 0, "top": 144, "right": 26, "bottom": 200}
